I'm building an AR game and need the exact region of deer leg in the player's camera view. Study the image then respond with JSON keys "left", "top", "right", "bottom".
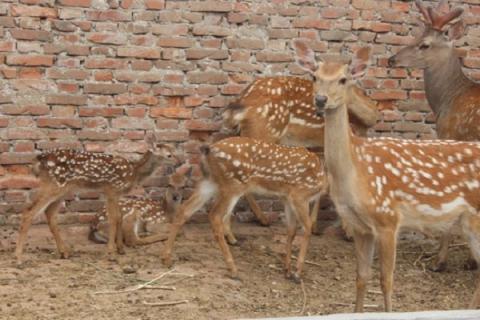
{"left": 44, "top": 199, "right": 70, "bottom": 259}
{"left": 352, "top": 229, "right": 375, "bottom": 313}
{"left": 105, "top": 192, "right": 124, "bottom": 256}
{"left": 309, "top": 196, "right": 321, "bottom": 234}
{"left": 121, "top": 211, "right": 137, "bottom": 247}
{"left": 162, "top": 184, "right": 214, "bottom": 267}
{"left": 209, "top": 194, "right": 240, "bottom": 279}
{"left": 377, "top": 228, "right": 397, "bottom": 312}
{"left": 15, "top": 191, "right": 60, "bottom": 265}
{"left": 245, "top": 194, "right": 270, "bottom": 226}
{"left": 223, "top": 211, "right": 238, "bottom": 246}
{"left": 432, "top": 233, "right": 450, "bottom": 272}
{"left": 290, "top": 197, "right": 312, "bottom": 282}
{"left": 284, "top": 202, "right": 297, "bottom": 279}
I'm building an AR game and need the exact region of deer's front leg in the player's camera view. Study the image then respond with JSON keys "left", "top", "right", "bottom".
{"left": 284, "top": 203, "right": 297, "bottom": 279}
{"left": 377, "top": 227, "right": 397, "bottom": 312}
{"left": 105, "top": 191, "right": 124, "bottom": 257}
{"left": 45, "top": 199, "right": 70, "bottom": 259}
{"left": 352, "top": 229, "right": 375, "bottom": 313}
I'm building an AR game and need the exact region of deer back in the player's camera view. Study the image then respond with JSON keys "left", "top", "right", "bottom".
{"left": 37, "top": 149, "right": 135, "bottom": 190}
{"left": 206, "top": 136, "right": 325, "bottom": 195}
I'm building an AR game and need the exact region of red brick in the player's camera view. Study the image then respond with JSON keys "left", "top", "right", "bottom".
{"left": 47, "top": 68, "right": 89, "bottom": 80}
{"left": 157, "top": 37, "right": 195, "bottom": 48}
{"left": 37, "top": 118, "right": 83, "bottom": 129}
{"left": 94, "top": 70, "right": 113, "bottom": 81}
{"left": 57, "top": 83, "right": 79, "bottom": 93}
{"left": 121, "top": 0, "right": 133, "bottom": 9}
{"left": 78, "top": 107, "right": 123, "bottom": 117}
{"left": 187, "top": 71, "right": 228, "bottom": 84}
{"left": 84, "top": 58, "right": 127, "bottom": 69}
{"left": 185, "top": 120, "right": 221, "bottom": 131}
{"left": 117, "top": 47, "right": 161, "bottom": 59}
{"left": 112, "top": 117, "right": 154, "bottom": 129}
{"left": 1, "top": 104, "right": 49, "bottom": 115}
{"left": 10, "top": 29, "right": 51, "bottom": 41}
{"left": 46, "top": 95, "right": 87, "bottom": 105}
{"left": 0, "top": 41, "right": 14, "bottom": 52}
{"left": 145, "top": 0, "right": 165, "bottom": 10}
{"left": 370, "top": 90, "right": 408, "bottom": 101}
{"left": 131, "top": 60, "right": 153, "bottom": 71}
{"left": 226, "top": 38, "right": 264, "bottom": 50}
{"left": 84, "top": 83, "right": 127, "bottom": 95}
{"left": 6, "top": 55, "right": 54, "bottom": 67}
{"left": 86, "top": 10, "right": 131, "bottom": 21}
{"left": 293, "top": 17, "right": 331, "bottom": 30}
{"left": 186, "top": 48, "right": 228, "bottom": 60}
{"left": 58, "top": 0, "right": 92, "bottom": 7}
{"left": 256, "top": 51, "right": 293, "bottom": 62}
{"left": 150, "top": 107, "right": 192, "bottom": 119}
{"left": 0, "top": 176, "right": 39, "bottom": 190}
{"left": 87, "top": 33, "right": 127, "bottom": 45}
{"left": 18, "top": 68, "right": 43, "bottom": 79}
{"left": 11, "top": 5, "right": 57, "bottom": 18}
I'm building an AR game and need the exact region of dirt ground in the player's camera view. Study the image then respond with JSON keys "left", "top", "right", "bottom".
{"left": 0, "top": 220, "right": 477, "bottom": 320}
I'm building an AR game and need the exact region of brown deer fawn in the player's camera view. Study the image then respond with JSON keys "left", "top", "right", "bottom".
{"left": 15, "top": 134, "right": 178, "bottom": 264}
{"left": 295, "top": 40, "right": 480, "bottom": 311}
{"left": 162, "top": 136, "right": 327, "bottom": 281}
{"left": 89, "top": 166, "right": 190, "bottom": 247}
{"left": 223, "top": 72, "right": 378, "bottom": 233}
{"left": 388, "top": 0, "right": 480, "bottom": 271}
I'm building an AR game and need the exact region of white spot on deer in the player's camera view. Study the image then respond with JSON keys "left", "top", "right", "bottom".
{"left": 233, "top": 160, "right": 241, "bottom": 167}
{"left": 375, "top": 176, "right": 383, "bottom": 195}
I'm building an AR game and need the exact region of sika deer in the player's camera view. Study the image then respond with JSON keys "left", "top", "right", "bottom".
{"left": 388, "top": 0, "right": 480, "bottom": 271}
{"left": 162, "top": 137, "right": 327, "bottom": 281}
{"left": 223, "top": 75, "right": 378, "bottom": 232}
{"left": 15, "top": 134, "right": 178, "bottom": 264}
{"left": 89, "top": 166, "right": 191, "bottom": 247}
{"left": 295, "top": 40, "right": 480, "bottom": 311}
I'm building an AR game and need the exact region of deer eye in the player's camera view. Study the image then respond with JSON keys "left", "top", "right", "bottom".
{"left": 339, "top": 78, "right": 347, "bottom": 85}
{"left": 419, "top": 43, "right": 430, "bottom": 50}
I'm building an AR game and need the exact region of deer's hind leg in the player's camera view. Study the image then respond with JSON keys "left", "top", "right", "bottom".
{"left": 15, "top": 183, "right": 68, "bottom": 265}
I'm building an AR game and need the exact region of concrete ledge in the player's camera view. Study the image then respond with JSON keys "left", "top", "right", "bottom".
{"left": 240, "top": 310, "right": 480, "bottom": 320}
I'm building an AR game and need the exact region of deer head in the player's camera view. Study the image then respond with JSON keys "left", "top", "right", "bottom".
{"left": 293, "top": 40, "right": 371, "bottom": 115}
{"left": 388, "top": 0, "right": 464, "bottom": 68}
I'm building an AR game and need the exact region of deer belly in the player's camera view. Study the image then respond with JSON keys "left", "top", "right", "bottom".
{"left": 398, "top": 197, "right": 475, "bottom": 235}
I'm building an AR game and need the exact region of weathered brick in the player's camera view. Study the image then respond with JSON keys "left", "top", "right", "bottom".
{"left": 37, "top": 117, "right": 83, "bottom": 128}
{"left": 1, "top": 104, "right": 49, "bottom": 115}
{"left": 256, "top": 51, "right": 293, "bottom": 62}
{"left": 11, "top": 5, "right": 57, "bottom": 18}
{"left": 117, "top": 46, "right": 161, "bottom": 59}
{"left": 187, "top": 71, "right": 228, "bottom": 84}
{"left": 45, "top": 94, "right": 86, "bottom": 106}
{"left": 151, "top": 24, "right": 189, "bottom": 35}
{"left": 0, "top": 176, "right": 39, "bottom": 190}
{"left": 190, "top": 1, "right": 233, "bottom": 12}
{"left": 226, "top": 38, "right": 264, "bottom": 50}
{"left": 10, "top": 29, "right": 51, "bottom": 41}
{"left": 192, "top": 25, "right": 232, "bottom": 37}
{"left": 145, "top": 0, "right": 165, "bottom": 10}
{"left": 87, "top": 33, "right": 127, "bottom": 45}
{"left": 185, "top": 120, "right": 221, "bottom": 131}
{"left": 6, "top": 55, "right": 53, "bottom": 66}
{"left": 84, "top": 58, "right": 127, "bottom": 69}
{"left": 112, "top": 117, "right": 154, "bottom": 129}
{"left": 86, "top": 10, "right": 131, "bottom": 21}
{"left": 186, "top": 48, "right": 228, "bottom": 60}
{"left": 150, "top": 107, "right": 192, "bottom": 119}
{"left": 58, "top": 0, "right": 92, "bottom": 7}
{"left": 157, "top": 37, "right": 195, "bottom": 48}
{"left": 293, "top": 17, "right": 331, "bottom": 30}
{"left": 84, "top": 83, "right": 127, "bottom": 95}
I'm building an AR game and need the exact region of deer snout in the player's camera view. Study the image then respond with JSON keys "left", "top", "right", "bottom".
{"left": 387, "top": 56, "right": 396, "bottom": 67}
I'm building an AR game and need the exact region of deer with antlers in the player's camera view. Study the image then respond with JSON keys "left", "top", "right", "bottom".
{"left": 162, "top": 136, "right": 327, "bottom": 281}
{"left": 15, "top": 134, "right": 178, "bottom": 264}
{"left": 223, "top": 73, "right": 378, "bottom": 231}
{"left": 294, "top": 39, "right": 480, "bottom": 311}
{"left": 388, "top": 0, "right": 480, "bottom": 271}
{"left": 89, "top": 166, "right": 190, "bottom": 247}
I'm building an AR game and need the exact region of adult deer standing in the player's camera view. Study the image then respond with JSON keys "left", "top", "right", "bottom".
{"left": 162, "top": 137, "right": 327, "bottom": 281}
{"left": 15, "top": 134, "right": 178, "bottom": 264}
{"left": 295, "top": 40, "right": 480, "bottom": 311}
{"left": 388, "top": 0, "right": 480, "bottom": 271}
{"left": 223, "top": 74, "right": 378, "bottom": 230}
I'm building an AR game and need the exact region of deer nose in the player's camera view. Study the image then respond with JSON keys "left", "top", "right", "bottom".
{"left": 387, "top": 56, "right": 396, "bottom": 67}
{"left": 315, "top": 95, "right": 327, "bottom": 108}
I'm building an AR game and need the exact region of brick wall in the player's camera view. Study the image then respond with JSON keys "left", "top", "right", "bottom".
{"left": 0, "top": 0, "right": 479, "bottom": 225}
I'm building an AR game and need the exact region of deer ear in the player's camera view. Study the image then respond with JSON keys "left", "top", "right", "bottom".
{"left": 293, "top": 39, "right": 318, "bottom": 74}
{"left": 145, "top": 132, "right": 157, "bottom": 148}
{"left": 448, "top": 20, "right": 465, "bottom": 40}
{"left": 349, "top": 47, "right": 371, "bottom": 80}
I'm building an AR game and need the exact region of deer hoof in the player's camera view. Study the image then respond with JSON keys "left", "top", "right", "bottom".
{"left": 228, "top": 271, "right": 241, "bottom": 281}
{"left": 162, "top": 255, "right": 173, "bottom": 268}
{"left": 117, "top": 247, "right": 126, "bottom": 255}
{"left": 285, "top": 271, "right": 301, "bottom": 284}
{"left": 59, "top": 251, "right": 70, "bottom": 259}
{"left": 464, "top": 258, "right": 478, "bottom": 271}
{"left": 430, "top": 261, "right": 447, "bottom": 273}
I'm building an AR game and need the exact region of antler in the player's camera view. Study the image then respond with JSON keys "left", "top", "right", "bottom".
{"left": 416, "top": 0, "right": 463, "bottom": 31}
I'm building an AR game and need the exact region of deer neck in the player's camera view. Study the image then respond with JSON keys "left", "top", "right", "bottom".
{"left": 324, "top": 101, "right": 357, "bottom": 191}
{"left": 134, "top": 151, "right": 159, "bottom": 184}
{"left": 424, "top": 50, "right": 472, "bottom": 119}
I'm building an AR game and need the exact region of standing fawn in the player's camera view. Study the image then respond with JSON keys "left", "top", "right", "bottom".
{"left": 388, "top": 0, "right": 480, "bottom": 271}
{"left": 89, "top": 166, "right": 190, "bottom": 247}
{"left": 162, "top": 136, "right": 327, "bottom": 281}
{"left": 295, "top": 40, "right": 480, "bottom": 311}
{"left": 15, "top": 134, "right": 178, "bottom": 264}
{"left": 223, "top": 75, "right": 378, "bottom": 232}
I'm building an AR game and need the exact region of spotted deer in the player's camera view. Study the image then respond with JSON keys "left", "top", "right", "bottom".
{"left": 89, "top": 166, "right": 190, "bottom": 247}
{"left": 295, "top": 40, "right": 480, "bottom": 311}
{"left": 388, "top": 0, "right": 480, "bottom": 271}
{"left": 223, "top": 76, "right": 378, "bottom": 231}
{"left": 162, "top": 136, "right": 327, "bottom": 281}
{"left": 15, "top": 134, "right": 179, "bottom": 264}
